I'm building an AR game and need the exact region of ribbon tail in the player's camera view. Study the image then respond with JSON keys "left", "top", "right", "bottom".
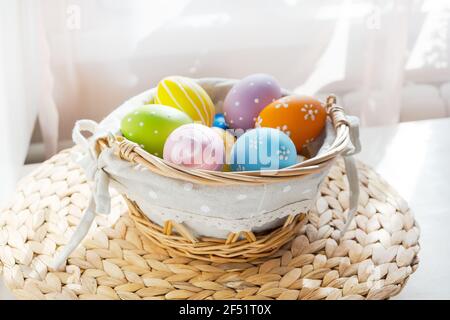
{"left": 51, "top": 199, "right": 96, "bottom": 269}
{"left": 95, "top": 170, "right": 111, "bottom": 214}
{"left": 340, "top": 156, "right": 360, "bottom": 237}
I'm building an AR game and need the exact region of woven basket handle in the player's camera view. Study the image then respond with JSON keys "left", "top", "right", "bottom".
{"left": 325, "top": 95, "right": 361, "bottom": 236}
{"left": 326, "top": 95, "right": 350, "bottom": 130}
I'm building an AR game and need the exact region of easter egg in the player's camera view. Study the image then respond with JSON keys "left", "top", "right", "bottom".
{"left": 120, "top": 104, "right": 192, "bottom": 157}
{"left": 230, "top": 128, "right": 297, "bottom": 172}
{"left": 163, "top": 124, "right": 224, "bottom": 171}
{"left": 212, "top": 113, "right": 229, "bottom": 129}
{"left": 211, "top": 127, "right": 235, "bottom": 167}
{"left": 223, "top": 74, "right": 282, "bottom": 130}
{"left": 256, "top": 95, "right": 327, "bottom": 153}
{"left": 155, "top": 76, "right": 215, "bottom": 126}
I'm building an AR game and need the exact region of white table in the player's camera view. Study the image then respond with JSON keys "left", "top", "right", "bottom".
{"left": 1, "top": 118, "right": 449, "bottom": 299}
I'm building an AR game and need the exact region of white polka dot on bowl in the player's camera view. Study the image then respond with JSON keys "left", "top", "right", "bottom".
{"left": 148, "top": 190, "right": 158, "bottom": 199}
{"left": 183, "top": 183, "right": 193, "bottom": 191}
{"left": 283, "top": 185, "right": 292, "bottom": 193}
{"left": 200, "top": 205, "right": 210, "bottom": 213}
{"left": 236, "top": 194, "right": 247, "bottom": 201}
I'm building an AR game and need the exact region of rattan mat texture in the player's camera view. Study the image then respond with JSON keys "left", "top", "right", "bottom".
{"left": 0, "top": 149, "right": 420, "bottom": 300}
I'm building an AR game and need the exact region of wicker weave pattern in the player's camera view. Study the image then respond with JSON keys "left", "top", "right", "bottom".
{"left": 127, "top": 198, "right": 305, "bottom": 263}
{"left": 0, "top": 150, "right": 420, "bottom": 300}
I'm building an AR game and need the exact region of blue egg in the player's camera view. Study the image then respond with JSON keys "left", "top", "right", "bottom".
{"left": 213, "top": 113, "right": 229, "bottom": 129}
{"left": 230, "top": 128, "right": 297, "bottom": 171}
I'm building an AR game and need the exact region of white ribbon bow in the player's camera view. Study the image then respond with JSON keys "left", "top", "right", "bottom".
{"left": 52, "top": 120, "right": 112, "bottom": 269}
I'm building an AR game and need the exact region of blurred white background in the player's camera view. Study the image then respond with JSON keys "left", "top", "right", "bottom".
{"left": 1, "top": 0, "right": 450, "bottom": 205}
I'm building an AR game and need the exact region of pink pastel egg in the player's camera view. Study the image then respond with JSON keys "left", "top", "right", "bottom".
{"left": 223, "top": 74, "right": 282, "bottom": 130}
{"left": 163, "top": 124, "right": 224, "bottom": 171}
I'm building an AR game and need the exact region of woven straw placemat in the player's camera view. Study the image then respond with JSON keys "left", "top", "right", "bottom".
{"left": 0, "top": 149, "right": 420, "bottom": 300}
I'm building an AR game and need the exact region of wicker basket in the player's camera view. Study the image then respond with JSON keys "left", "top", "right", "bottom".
{"left": 53, "top": 78, "right": 361, "bottom": 267}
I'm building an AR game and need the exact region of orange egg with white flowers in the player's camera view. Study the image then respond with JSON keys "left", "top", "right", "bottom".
{"left": 255, "top": 95, "right": 327, "bottom": 154}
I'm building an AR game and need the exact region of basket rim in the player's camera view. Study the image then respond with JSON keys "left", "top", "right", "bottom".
{"left": 96, "top": 91, "right": 350, "bottom": 185}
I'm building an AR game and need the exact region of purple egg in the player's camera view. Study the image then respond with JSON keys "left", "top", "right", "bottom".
{"left": 223, "top": 74, "right": 282, "bottom": 130}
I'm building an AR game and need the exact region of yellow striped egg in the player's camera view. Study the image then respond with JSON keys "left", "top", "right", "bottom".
{"left": 155, "top": 76, "right": 215, "bottom": 126}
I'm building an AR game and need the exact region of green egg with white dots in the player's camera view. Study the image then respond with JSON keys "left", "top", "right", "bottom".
{"left": 120, "top": 104, "right": 193, "bottom": 157}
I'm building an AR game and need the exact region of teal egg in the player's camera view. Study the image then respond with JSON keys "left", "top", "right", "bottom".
{"left": 230, "top": 127, "right": 297, "bottom": 171}
{"left": 120, "top": 104, "right": 192, "bottom": 157}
